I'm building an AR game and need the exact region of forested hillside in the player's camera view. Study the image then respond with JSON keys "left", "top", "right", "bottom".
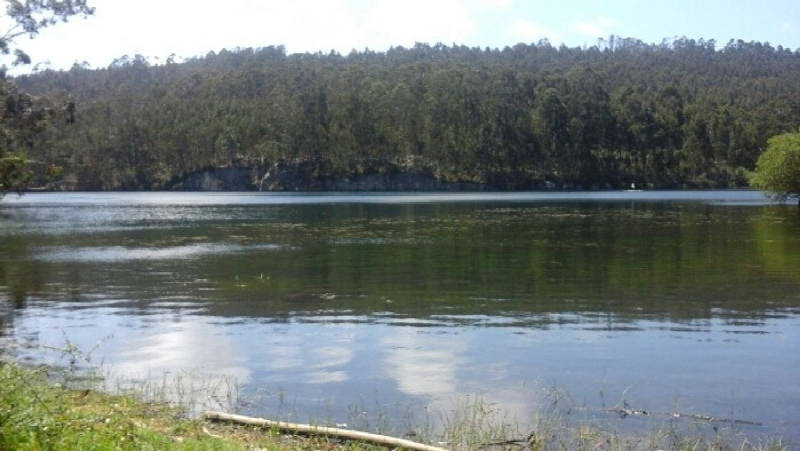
{"left": 14, "top": 37, "right": 800, "bottom": 190}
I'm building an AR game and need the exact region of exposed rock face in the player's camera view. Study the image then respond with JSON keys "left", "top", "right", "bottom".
{"left": 330, "top": 172, "right": 486, "bottom": 191}
{"left": 168, "top": 166, "right": 262, "bottom": 191}
{"left": 167, "top": 162, "right": 490, "bottom": 191}
{"left": 259, "top": 162, "right": 487, "bottom": 191}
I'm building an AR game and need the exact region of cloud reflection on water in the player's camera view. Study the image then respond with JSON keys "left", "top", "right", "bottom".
{"left": 35, "top": 243, "right": 283, "bottom": 263}
{"left": 381, "top": 327, "right": 463, "bottom": 396}
{"left": 258, "top": 325, "right": 355, "bottom": 385}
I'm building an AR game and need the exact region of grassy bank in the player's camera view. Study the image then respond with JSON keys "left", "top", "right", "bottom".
{"left": 0, "top": 361, "right": 381, "bottom": 450}
{"left": 0, "top": 361, "right": 790, "bottom": 450}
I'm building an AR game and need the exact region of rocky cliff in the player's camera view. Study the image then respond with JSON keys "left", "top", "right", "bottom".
{"left": 167, "top": 163, "right": 490, "bottom": 191}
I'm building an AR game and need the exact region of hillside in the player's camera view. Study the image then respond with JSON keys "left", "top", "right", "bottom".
{"left": 14, "top": 37, "right": 800, "bottom": 190}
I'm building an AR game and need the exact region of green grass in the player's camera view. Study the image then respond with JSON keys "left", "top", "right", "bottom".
{"left": 0, "top": 360, "right": 791, "bottom": 450}
{"left": 0, "top": 361, "right": 379, "bottom": 450}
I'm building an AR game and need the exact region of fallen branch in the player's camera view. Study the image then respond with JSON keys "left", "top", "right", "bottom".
{"left": 602, "top": 407, "right": 762, "bottom": 426}
{"left": 203, "top": 410, "right": 449, "bottom": 451}
{"left": 669, "top": 412, "right": 762, "bottom": 426}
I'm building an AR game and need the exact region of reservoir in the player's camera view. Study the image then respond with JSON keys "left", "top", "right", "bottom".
{"left": 1, "top": 191, "right": 798, "bottom": 441}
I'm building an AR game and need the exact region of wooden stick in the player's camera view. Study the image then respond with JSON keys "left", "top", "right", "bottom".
{"left": 203, "top": 410, "right": 450, "bottom": 451}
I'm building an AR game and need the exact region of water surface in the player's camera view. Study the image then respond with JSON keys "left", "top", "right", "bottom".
{"left": 1, "top": 191, "right": 799, "bottom": 440}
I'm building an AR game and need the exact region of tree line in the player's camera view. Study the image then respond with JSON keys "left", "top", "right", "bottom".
{"left": 12, "top": 37, "right": 800, "bottom": 190}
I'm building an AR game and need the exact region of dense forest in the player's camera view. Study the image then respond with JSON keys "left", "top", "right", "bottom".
{"left": 12, "top": 37, "right": 800, "bottom": 190}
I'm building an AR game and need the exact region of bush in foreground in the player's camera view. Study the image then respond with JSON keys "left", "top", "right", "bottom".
{"left": 751, "top": 128, "right": 800, "bottom": 205}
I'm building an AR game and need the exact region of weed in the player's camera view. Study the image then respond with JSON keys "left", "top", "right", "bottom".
{"left": 0, "top": 336, "right": 791, "bottom": 450}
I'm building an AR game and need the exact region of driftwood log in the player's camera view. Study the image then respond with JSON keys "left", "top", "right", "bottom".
{"left": 203, "top": 410, "right": 449, "bottom": 451}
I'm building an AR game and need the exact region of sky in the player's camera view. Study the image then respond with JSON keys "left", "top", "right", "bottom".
{"left": 3, "top": 0, "right": 799, "bottom": 74}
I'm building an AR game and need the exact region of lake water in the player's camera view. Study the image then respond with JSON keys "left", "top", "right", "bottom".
{"left": 1, "top": 191, "right": 799, "bottom": 441}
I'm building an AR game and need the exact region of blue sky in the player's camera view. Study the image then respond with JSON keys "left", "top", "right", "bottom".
{"left": 497, "top": 0, "right": 798, "bottom": 47}
{"left": 3, "top": 0, "right": 799, "bottom": 74}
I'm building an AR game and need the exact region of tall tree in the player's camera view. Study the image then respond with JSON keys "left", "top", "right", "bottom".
{"left": 1, "top": 0, "right": 94, "bottom": 196}
{"left": 13, "top": 36, "right": 800, "bottom": 191}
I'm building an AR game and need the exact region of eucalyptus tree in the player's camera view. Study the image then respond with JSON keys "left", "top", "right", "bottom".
{"left": 1, "top": 0, "right": 93, "bottom": 196}
{"left": 14, "top": 36, "right": 800, "bottom": 191}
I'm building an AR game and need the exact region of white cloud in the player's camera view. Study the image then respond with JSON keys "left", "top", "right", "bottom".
{"left": 5, "top": 0, "right": 478, "bottom": 74}
{"left": 779, "top": 22, "right": 793, "bottom": 33}
{"left": 473, "top": 0, "right": 514, "bottom": 9}
{"left": 360, "top": 0, "right": 476, "bottom": 49}
{"left": 572, "top": 15, "right": 617, "bottom": 38}
{"left": 510, "top": 18, "right": 559, "bottom": 43}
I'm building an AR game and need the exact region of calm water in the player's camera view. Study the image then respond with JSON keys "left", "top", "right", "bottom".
{"left": 1, "top": 191, "right": 799, "bottom": 440}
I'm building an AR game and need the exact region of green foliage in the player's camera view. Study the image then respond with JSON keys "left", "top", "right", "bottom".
{"left": 0, "top": 79, "right": 56, "bottom": 195}
{"left": 0, "top": 1, "right": 93, "bottom": 196}
{"left": 0, "top": 154, "right": 29, "bottom": 191}
{"left": 0, "top": 79, "right": 53, "bottom": 194}
{"left": 751, "top": 128, "right": 800, "bottom": 200}
{"left": 14, "top": 38, "right": 800, "bottom": 191}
